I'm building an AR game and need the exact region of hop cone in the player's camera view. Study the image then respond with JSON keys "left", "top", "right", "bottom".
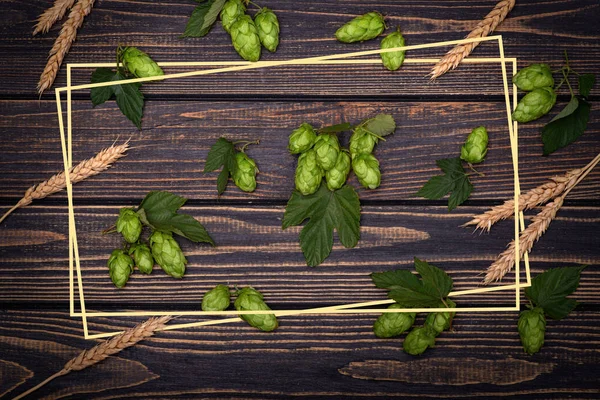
{"left": 295, "top": 149, "right": 323, "bottom": 195}
{"left": 349, "top": 128, "right": 378, "bottom": 158}
{"left": 326, "top": 151, "right": 351, "bottom": 191}
{"left": 373, "top": 304, "right": 416, "bottom": 338}
{"left": 424, "top": 299, "right": 456, "bottom": 336}
{"left": 107, "top": 249, "right": 134, "bottom": 288}
{"left": 460, "top": 126, "right": 488, "bottom": 164}
{"left": 221, "top": 0, "right": 246, "bottom": 33}
{"left": 352, "top": 153, "right": 381, "bottom": 189}
{"left": 254, "top": 7, "right": 279, "bottom": 52}
{"left": 234, "top": 287, "right": 278, "bottom": 332}
{"left": 512, "top": 87, "right": 557, "bottom": 123}
{"left": 202, "top": 284, "right": 231, "bottom": 311}
{"left": 149, "top": 231, "right": 187, "bottom": 279}
{"left": 288, "top": 123, "right": 317, "bottom": 154}
{"left": 121, "top": 47, "right": 164, "bottom": 78}
{"left": 518, "top": 307, "right": 546, "bottom": 355}
{"left": 380, "top": 28, "right": 405, "bottom": 71}
{"left": 403, "top": 325, "right": 437, "bottom": 356}
{"left": 513, "top": 63, "right": 554, "bottom": 92}
{"left": 129, "top": 243, "right": 154, "bottom": 275}
{"left": 230, "top": 15, "right": 261, "bottom": 62}
{"left": 335, "top": 12, "right": 385, "bottom": 43}
{"left": 233, "top": 152, "right": 258, "bottom": 192}
{"left": 313, "top": 134, "right": 340, "bottom": 171}
{"left": 116, "top": 208, "right": 142, "bottom": 244}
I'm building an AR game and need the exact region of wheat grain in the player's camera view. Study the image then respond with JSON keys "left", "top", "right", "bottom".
{"left": 33, "top": 0, "right": 77, "bottom": 36}
{"left": 0, "top": 141, "right": 129, "bottom": 225}
{"left": 430, "top": 0, "right": 515, "bottom": 80}
{"left": 37, "top": 0, "right": 95, "bottom": 94}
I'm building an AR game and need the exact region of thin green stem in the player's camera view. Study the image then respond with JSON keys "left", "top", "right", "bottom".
{"left": 467, "top": 163, "right": 485, "bottom": 177}
{"left": 562, "top": 68, "right": 574, "bottom": 97}
{"left": 234, "top": 139, "right": 260, "bottom": 152}
{"left": 246, "top": 0, "right": 262, "bottom": 10}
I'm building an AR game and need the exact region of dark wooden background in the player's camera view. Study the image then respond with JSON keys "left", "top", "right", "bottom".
{"left": 1, "top": 0, "right": 599, "bottom": 398}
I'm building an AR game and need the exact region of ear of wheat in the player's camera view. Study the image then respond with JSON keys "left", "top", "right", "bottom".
{"left": 33, "top": 0, "right": 77, "bottom": 36}
{"left": 430, "top": 0, "right": 515, "bottom": 80}
{"left": 0, "top": 141, "right": 129, "bottom": 225}
{"left": 12, "top": 316, "right": 172, "bottom": 400}
{"left": 37, "top": 0, "right": 95, "bottom": 94}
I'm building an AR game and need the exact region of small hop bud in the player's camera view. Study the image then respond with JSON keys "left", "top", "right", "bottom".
{"left": 149, "top": 231, "right": 187, "bottom": 279}
{"left": 460, "top": 126, "right": 488, "bottom": 164}
{"left": 234, "top": 287, "right": 278, "bottom": 332}
{"left": 107, "top": 249, "right": 134, "bottom": 288}
{"left": 513, "top": 64, "right": 554, "bottom": 92}
{"left": 229, "top": 15, "right": 262, "bottom": 62}
{"left": 313, "top": 134, "right": 340, "bottom": 171}
{"left": 335, "top": 12, "right": 385, "bottom": 43}
{"left": 233, "top": 152, "right": 258, "bottom": 192}
{"left": 129, "top": 243, "right": 154, "bottom": 275}
{"left": 518, "top": 307, "right": 546, "bottom": 355}
{"left": 116, "top": 208, "right": 142, "bottom": 244}
{"left": 380, "top": 28, "right": 405, "bottom": 71}
{"left": 424, "top": 299, "right": 456, "bottom": 336}
{"left": 220, "top": 0, "right": 246, "bottom": 33}
{"left": 121, "top": 47, "right": 164, "bottom": 79}
{"left": 352, "top": 153, "right": 381, "bottom": 189}
{"left": 288, "top": 123, "right": 317, "bottom": 154}
{"left": 254, "top": 7, "right": 280, "bottom": 52}
{"left": 295, "top": 149, "right": 324, "bottom": 196}
{"left": 373, "top": 304, "right": 416, "bottom": 338}
{"left": 202, "top": 284, "right": 231, "bottom": 311}
{"left": 349, "top": 128, "right": 378, "bottom": 159}
{"left": 325, "top": 151, "right": 351, "bottom": 191}
{"left": 512, "top": 87, "right": 557, "bottom": 123}
{"left": 403, "top": 325, "right": 437, "bottom": 356}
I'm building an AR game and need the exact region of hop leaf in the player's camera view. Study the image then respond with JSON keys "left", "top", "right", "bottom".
{"left": 183, "top": 0, "right": 228, "bottom": 37}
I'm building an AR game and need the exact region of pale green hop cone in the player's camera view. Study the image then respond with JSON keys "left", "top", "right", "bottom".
{"left": 233, "top": 151, "right": 258, "bottom": 192}
{"left": 149, "top": 231, "right": 187, "bottom": 279}
{"left": 349, "top": 127, "right": 378, "bottom": 158}
{"left": 254, "top": 7, "right": 280, "bottom": 52}
{"left": 518, "top": 307, "right": 546, "bottom": 355}
{"left": 295, "top": 149, "right": 324, "bottom": 195}
{"left": 403, "top": 325, "right": 437, "bottom": 355}
{"left": 380, "top": 28, "right": 405, "bottom": 71}
{"left": 129, "top": 243, "right": 154, "bottom": 274}
{"left": 460, "top": 126, "right": 488, "bottom": 164}
{"left": 116, "top": 208, "right": 142, "bottom": 244}
{"left": 221, "top": 0, "right": 246, "bottom": 33}
{"left": 325, "top": 151, "right": 351, "bottom": 191}
{"left": 288, "top": 123, "right": 317, "bottom": 154}
{"left": 373, "top": 304, "right": 416, "bottom": 338}
{"left": 107, "top": 249, "right": 134, "bottom": 288}
{"left": 513, "top": 63, "right": 554, "bottom": 92}
{"left": 230, "top": 15, "right": 261, "bottom": 62}
{"left": 121, "top": 47, "right": 164, "bottom": 78}
{"left": 202, "top": 284, "right": 231, "bottom": 311}
{"left": 335, "top": 12, "right": 385, "bottom": 43}
{"left": 424, "top": 299, "right": 456, "bottom": 336}
{"left": 234, "top": 287, "right": 278, "bottom": 332}
{"left": 512, "top": 87, "right": 557, "bottom": 123}
{"left": 352, "top": 153, "right": 381, "bottom": 189}
{"left": 313, "top": 134, "right": 340, "bottom": 171}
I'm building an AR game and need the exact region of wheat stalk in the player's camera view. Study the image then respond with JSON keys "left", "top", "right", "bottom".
{"left": 33, "top": 0, "right": 77, "bottom": 36}
{"left": 12, "top": 316, "right": 172, "bottom": 400}
{"left": 0, "top": 141, "right": 129, "bottom": 225}
{"left": 37, "top": 0, "right": 95, "bottom": 94}
{"left": 430, "top": 0, "right": 516, "bottom": 80}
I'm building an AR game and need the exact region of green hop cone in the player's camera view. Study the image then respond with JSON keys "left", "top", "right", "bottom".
{"left": 234, "top": 287, "right": 278, "bottom": 332}
{"left": 230, "top": 15, "right": 261, "bottom": 62}
{"left": 129, "top": 243, "right": 154, "bottom": 275}
{"left": 121, "top": 47, "right": 164, "bottom": 79}
{"left": 403, "top": 325, "right": 437, "bottom": 356}
{"left": 352, "top": 153, "right": 381, "bottom": 189}
{"left": 233, "top": 152, "right": 258, "bottom": 192}
{"left": 335, "top": 12, "right": 385, "bottom": 43}
{"left": 313, "top": 134, "right": 340, "bottom": 171}
{"left": 202, "top": 284, "right": 231, "bottom": 311}
{"left": 149, "top": 231, "right": 187, "bottom": 279}
{"left": 254, "top": 7, "right": 280, "bottom": 52}
{"left": 288, "top": 123, "right": 317, "bottom": 154}
{"left": 518, "top": 307, "right": 546, "bottom": 355}
{"left": 424, "top": 299, "right": 456, "bottom": 336}
{"left": 460, "top": 126, "right": 488, "bottom": 164}
{"left": 325, "top": 151, "right": 351, "bottom": 191}
{"left": 107, "top": 249, "right": 134, "bottom": 288}
{"left": 295, "top": 149, "right": 324, "bottom": 195}
{"left": 512, "top": 87, "right": 557, "bottom": 123}
{"left": 373, "top": 304, "right": 416, "bottom": 338}
{"left": 513, "top": 63, "right": 554, "bottom": 92}
{"left": 380, "top": 28, "right": 405, "bottom": 71}
{"left": 220, "top": 0, "right": 246, "bottom": 33}
{"left": 349, "top": 128, "right": 378, "bottom": 158}
{"left": 116, "top": 208, "right": 142, "bottom": 244}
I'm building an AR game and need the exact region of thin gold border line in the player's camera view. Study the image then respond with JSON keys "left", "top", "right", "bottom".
{"left": 67, "top": 64, "right": 75, "bottom": 317}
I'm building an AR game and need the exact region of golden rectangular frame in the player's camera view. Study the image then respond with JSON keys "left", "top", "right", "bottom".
{"left": 55, "top": 35, "right": 531, "bottom": 339}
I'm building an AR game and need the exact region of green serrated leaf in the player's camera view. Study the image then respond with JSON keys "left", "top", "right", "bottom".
{"left": 90, "top": 68, "right": 117, "bottom": 106}
{"left": 139, "top": 191, "right": 187, "bottom": 214}
{"left": 447, "top": 175, "right": 472, "bottom": 211}
{"left": 543, "top": 298, "right": 578, "bottom": 320}
{"left": 204, "top": 138, "right": 235, "bottom": 172}
{"left": 217, "top": 166, "right": 230, "bottom": 195}
{"left": 414, "top": 257, "right": 453, "bottom": 299}
{"left": 417, "top": 157, "right": 472, "bottom": 210}
{"left": 371, "top": 269, "right": 421, "bottom": 290}
{"left": 317, "top": 122, "right": 353, "bottom": 134}
{"left": 436, "top": 157, "right": 464, "bottom": 177}
{"left": 578, "top": 74, "right": 595, "bottom": 98}
{"left": 416, "top": 175, "right": 455, "bottom": 200}
{"left": 388, "top": 288, "right": 442, "bottom": 308}
{"left": 182, "top": 0, "right": 227, "bottom": 37}
{"left": 363, "top": 114, "right": 396, "bottom": 137}
{"left": 168, "top": 213, "right": 215, "bottom": 245}
{"left": 542, "top": 97, "right": 591, "bottom": 155}
{"left": 549, "top": 96, "right": 579, "bottom": 123}
{"left": 113, "top": 72, "right": 144, "bottom": 129}
{"left": 525, "top": 266, "right": 584, "bottom": 318}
